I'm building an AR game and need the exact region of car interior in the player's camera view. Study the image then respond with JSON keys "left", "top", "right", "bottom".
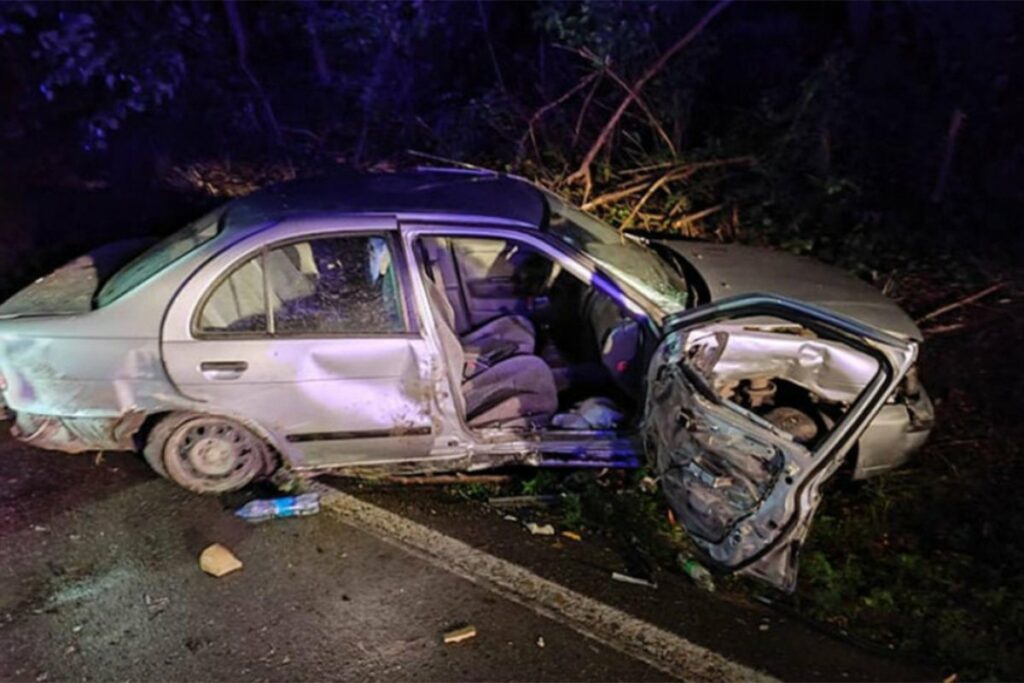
{"left": 416, "top": 235, "right": 647, "bottom": 432}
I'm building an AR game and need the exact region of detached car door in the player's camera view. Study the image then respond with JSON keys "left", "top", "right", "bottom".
{"left": 161, "top": 218, "right": 435, "bottom": 468}
{"left": 645, "top": 294, "right": 917, "bottom": 591}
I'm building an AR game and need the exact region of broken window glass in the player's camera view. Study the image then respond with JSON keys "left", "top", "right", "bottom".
{"left": 269, "top": 235, "right": 405, "bottom": 335}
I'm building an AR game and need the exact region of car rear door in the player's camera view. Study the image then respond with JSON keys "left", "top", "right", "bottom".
{"left": 645, "top": 294, "right": 917, "bottom": 591}
{"left": 161, "top": 217, "right": 437, "bottom": 468}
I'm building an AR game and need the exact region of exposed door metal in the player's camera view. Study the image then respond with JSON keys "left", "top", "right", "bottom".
{"left": 645, "top": 294, "right": 917, "bottom": 590}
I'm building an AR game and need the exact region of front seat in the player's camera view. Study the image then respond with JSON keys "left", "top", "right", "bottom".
{"left": 419, "top": 238, "right": 536, "bottom": 357}
{"left": 423, "top": 272, "right": 558, "bottom": 429}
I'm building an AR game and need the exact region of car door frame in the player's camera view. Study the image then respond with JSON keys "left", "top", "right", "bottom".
{"left": 160, "top": 214, "right": 448, "bottom": 471}
{"left": 400, "top": 220, "right": 655, "bottom": 465}
{"left": 646, "top": 293, "right": 918, "bottom": 590}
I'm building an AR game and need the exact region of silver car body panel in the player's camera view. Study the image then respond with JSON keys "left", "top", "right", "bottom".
{"left": 0, "top": 171, "right": 938, "bottom": 588}
{"left": 159, "top": 215, "right": 444, "bottom": 468}
{"left": 655, "top": 240, "right": 923, "bottom": 341}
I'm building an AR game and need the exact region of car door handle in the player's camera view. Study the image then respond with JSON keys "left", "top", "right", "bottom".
{"left": 199, "top": 360, "right": 248, "bottom": 380}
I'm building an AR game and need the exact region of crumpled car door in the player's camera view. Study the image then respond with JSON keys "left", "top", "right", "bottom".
{"left": 645, "top": 294, "right": 917, "bottom": 591}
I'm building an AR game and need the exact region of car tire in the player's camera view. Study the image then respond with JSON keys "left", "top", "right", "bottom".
{"left": 143, "top": 412, "right": 275, "bottom": 494}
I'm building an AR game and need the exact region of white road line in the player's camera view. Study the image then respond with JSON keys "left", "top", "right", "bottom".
{"left": 314, "top": 483, "right": 778, "bottom": 683}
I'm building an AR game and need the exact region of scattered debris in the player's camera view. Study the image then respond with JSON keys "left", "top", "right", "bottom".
{"left": 270, "top": 467, "right": 310, "bottom": 494}
{"left": 199, "top": 544, "right": 243, "bottom": 577}
{"left": 536, "top": 636, "right": 546, "bottom": 648}
{"left": 942, "top": 674, "right": 958, "bottom": 683}
{"left": 525, "top": 522, "right": 556, "bottom": 536}
{"left": 551, "top": 397, "right": 624, "bottom": 430}
{"left": 144, "top": 594, "right": 170, "bottom": 616}
{"left": 561, "top": 531, "right": 582, "bottom": 541}
{"left": 31, "top": 525, "right": 48, "bottom": 533}
{"left": 639, "top": 475, "right": 658, "bottom": 493}
{"left": 758, "top": 623, "right": 770, "bottom": 632}
{"left": 235, "top": 493, "right": 320, "bottom": 523}
{"left": 611, "top": 572, "right": 657, "bottom": 588}
{"left": 443, "top": 625, "right": 477, "bottom": 644}
{"left": 502, "top": 514, "right": 518, "bottom": 522}
{"left": 388, "top": 474, "right": 511, "bottom": 486}
{"left": 677, "top": 554, "right": 716, "bottom": 592}
{"left": 488, "top": 494, "right": 562, "bottom": 509}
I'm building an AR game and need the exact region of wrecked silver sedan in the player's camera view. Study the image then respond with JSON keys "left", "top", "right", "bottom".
{"left": 0, "top": 169, "right": 933, "bottom": 589}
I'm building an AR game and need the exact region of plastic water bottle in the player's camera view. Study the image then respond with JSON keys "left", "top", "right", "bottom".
{"left": 235, "top": 493, "right": 321, "bottom": 523}
{"left": 677, "top": 553, "right": 716, "bottom": 592}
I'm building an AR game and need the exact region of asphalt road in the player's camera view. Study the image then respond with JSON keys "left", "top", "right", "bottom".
{"left": 0, "top": 434, "right": 663, "bottom": 682}
{"left": 0, "top": 426, "right": 937, "bottom": 682}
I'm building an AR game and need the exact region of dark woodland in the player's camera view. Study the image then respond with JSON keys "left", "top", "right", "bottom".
{"left": 0, "top": 2, "right": 1021, "bottom": 678}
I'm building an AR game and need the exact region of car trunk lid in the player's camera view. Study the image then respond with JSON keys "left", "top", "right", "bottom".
{"left": 0, "top": 239, "right": 152, "bottom": 319}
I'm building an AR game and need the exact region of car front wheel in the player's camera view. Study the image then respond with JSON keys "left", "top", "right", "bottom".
{"left": 144, "top": 413, "right": 274, "bottom": 494}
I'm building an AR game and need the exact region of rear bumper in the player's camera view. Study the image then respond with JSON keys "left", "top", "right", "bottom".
{"left": 10, "top": 410, "right": 146, "bottom": 454}
{"left": 852, "top": 385, "right": 935, "bottom": 479}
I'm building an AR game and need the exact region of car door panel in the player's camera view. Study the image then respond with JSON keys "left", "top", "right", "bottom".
{"left": 646, "top": 294, "right": 916, "bottom": 591}
{"left": 162, "top": 336, "right": 434, "bottom": 466}
{"left": 161, "top": 217, "right": 437, "bottom": 467}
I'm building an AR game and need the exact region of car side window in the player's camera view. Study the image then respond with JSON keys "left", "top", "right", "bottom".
{"left": 197, "top": 234, "right": 407, "bottom": 336}
{"left": 198, "top": 255, "right": 267, "bottom": 334}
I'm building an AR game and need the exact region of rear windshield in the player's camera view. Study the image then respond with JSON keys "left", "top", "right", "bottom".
{"left": 95, "top": 208, "right": 224, "bottom": 307}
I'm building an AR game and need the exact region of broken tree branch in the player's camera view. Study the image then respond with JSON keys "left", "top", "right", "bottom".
{"left": 915, "top": 282, "right": 1006, "bottom": 325}
{"left": 575, "top": 47, "right": 677, "bottom": 158}
{"left": 224, "top": 0, "right": 282, "bottom": 146}
{"left": 564, "top": 0, "right": 734, "bottom": 200}
{"left": 671, "top": 203, "right": 724, "bottom": 230}
{"left": 581, "top": 156, "right": 754, "bottom": 212}
{"left": 582, "top": 179, "right": 652, "bottom": 211}
{"left": 573, "top": 70, "right": 604, "bottom": 147}
{"left": 931, "top": 108, "right": 967, "bottom": 203}
{"left": 382, "top": 473, "right": 512, "bottom": 486}
{"left": 518, "top": 71, "right": 602, "bottom": 163}
{"left": 619, "top": 166, "right": 696, "bottom": 229}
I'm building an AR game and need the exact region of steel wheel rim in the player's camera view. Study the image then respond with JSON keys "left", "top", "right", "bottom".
{"left": 164, "top": 417, "right": 263, "bottom": 492}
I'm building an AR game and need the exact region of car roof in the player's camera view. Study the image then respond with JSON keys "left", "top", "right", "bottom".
{"left": 222, "top": 168, "right": 547, "bottom": 232}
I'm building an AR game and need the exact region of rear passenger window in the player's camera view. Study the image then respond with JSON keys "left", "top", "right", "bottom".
{"left": 196, "top": 234, "right": 407, "bottom": 336}
{"left": 198, "top": 256, "right": 267, "bottom": 333}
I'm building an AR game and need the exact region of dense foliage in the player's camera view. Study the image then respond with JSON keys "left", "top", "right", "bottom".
{"left": 1, "top": 2, "right": 1021, "bottom": 267}
{"left": 1, "top": 2, "right": 1022, "bottom": 679}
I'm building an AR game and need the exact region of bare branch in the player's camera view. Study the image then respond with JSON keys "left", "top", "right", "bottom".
{"left": 581, "top": 180, "right": 652, "bottom": 211}
{"left": 575, "top": 47, "right": 677, "bottom": 158}
{"left": 619, "top": 166, "right": 695, "bottom": 229}
{"left": 916, "top": 282, "right": 1006, "bottom": 325}
{"left": 582, "top": 156, "right": 754, "bottom": 212}
{"left": 224, "top": 0, "right": 282, "bottom": 146}
{"left": 518, "top": 71, "right": 601, "bottom": 163}
{"left": 565, "top": 0, "right": 734, "bottom": 199}
{"left": 573, "top": 70, "right": 604, "bottom": 147}
{"left": 930, "top": 108, "right": 967, "bottom": 203}
{"left": 671, "top": 203, "right": 723, "bottom": 230}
